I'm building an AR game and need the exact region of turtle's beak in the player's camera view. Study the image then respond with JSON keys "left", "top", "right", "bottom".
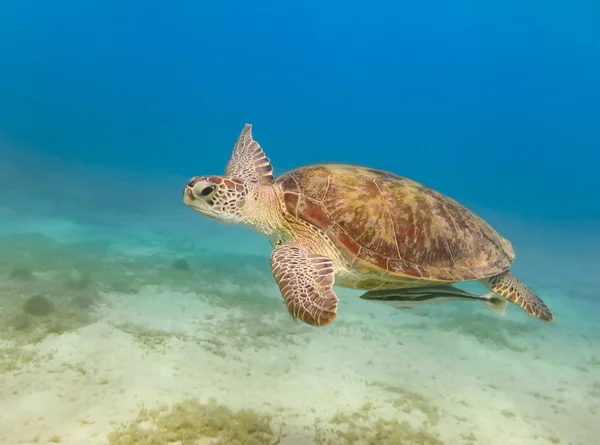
{"left": 182, "top": 186, "right": 195, "bottom": 205}
{"left": 182, "top": 186, "right": 205, "bottom": 212}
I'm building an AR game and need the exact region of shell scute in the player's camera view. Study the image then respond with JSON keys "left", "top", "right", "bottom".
{"left": 283, "top": 192, "right": 299, "bottom": 215}
{"left": 357, "top": 248, "right": 389, "bottom": 272}
{"left": 386, "top": 258, "right": 425, "bottom": 279}
{"left": 320, "top": 169, "right": 400, "bottom": 260}
{"left": 325, "top": 225, "right": 360, "bottom": 258}
{"left": 298, "top": 196, "right": 331, "bottom": 228}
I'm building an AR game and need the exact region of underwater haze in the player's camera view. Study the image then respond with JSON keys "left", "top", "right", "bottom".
{"left": 1, "top": 1, "right": 599, "bottom": 444}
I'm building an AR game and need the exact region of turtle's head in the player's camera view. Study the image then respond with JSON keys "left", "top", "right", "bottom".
{"left": 183, "top": 175, "right": 248, "bottom": 225}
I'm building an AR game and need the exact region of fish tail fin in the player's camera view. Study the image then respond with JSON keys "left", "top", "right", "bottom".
{"left": 481, "top": 293, "right": 508, "bottom": 317}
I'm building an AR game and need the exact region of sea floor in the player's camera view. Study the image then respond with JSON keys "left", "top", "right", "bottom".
{"left": 0, "top": 213, "right": 599, "bottom": 445}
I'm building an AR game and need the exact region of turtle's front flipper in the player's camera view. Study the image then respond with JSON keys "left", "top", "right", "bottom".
{"left": 270, "top": 244, "right": 339, "bottom": 326}
{"left": 480, "top": 270, "right": 554, "bottom": 322}
{"left": 359, "top": 284, "right": 508, "bottom": 316}
{"left": 225, "top": 124, "right": 274, "bottom": 185}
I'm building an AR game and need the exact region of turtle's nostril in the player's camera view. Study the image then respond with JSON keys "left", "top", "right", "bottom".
{"left": 187, "top": 179, "right": 198, "bottom": 188}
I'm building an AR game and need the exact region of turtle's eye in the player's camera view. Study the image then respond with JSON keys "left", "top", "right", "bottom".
{"left": 200, "top": 185, "right": 217, "bottom": 197}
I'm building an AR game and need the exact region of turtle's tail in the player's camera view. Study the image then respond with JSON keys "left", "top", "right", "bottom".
{"left": 481, "top": 270, "right": 554, "bottom": 322}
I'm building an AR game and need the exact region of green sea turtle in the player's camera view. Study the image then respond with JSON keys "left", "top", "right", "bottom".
{"left": 183, "top": 124, "right": 554, "bottom": 326}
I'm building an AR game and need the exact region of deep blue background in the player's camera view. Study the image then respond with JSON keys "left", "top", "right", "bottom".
{"left": 1, "top": 0, "right": 599, "bottom": 221}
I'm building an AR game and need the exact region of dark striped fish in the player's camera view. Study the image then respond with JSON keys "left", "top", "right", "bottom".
{"left": 359, "top": 284, "right": 508, "bottom": 316}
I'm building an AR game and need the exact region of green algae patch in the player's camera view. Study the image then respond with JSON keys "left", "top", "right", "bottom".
{"left": 113, "top": 323, "right": 188, "bottom": 350}
{"left": 107, "top": 399, "right": 283, "bottom": 445}
{"left": 0, "top": 346, "right": 38, "bottom": 373}
{"left": 310, "top": 385, "right": 449, "bottom": 444}
{"left": 315, "top": 408, "right": 445, "bottom": 445}
{"left": 331, "top": 418, "right": 444, "bottom": 445}
{"left": 0, "top": 344, "right": 56, "bottom": 375}
{"left": 366, "top": 382, "right": 441, "bottom": 428}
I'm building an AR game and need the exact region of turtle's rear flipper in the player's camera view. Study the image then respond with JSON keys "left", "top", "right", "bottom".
{"left": 359, "top": 284, "right": 508, "bottom": 316}
{"left": 480, "top": 270, "right": 554, "bottom": 322}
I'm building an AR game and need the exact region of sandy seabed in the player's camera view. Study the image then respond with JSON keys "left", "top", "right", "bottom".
{"left": 0, "top": 220, "right": 598, "bottom": 445}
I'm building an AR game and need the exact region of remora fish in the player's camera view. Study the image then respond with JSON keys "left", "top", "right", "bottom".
{"left": 359, "top": 284, "right": 508, "bottom": 316}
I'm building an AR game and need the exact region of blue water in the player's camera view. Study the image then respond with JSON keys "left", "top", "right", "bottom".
{"left": 1, "top": 2, "right": 599, "bottom": 444}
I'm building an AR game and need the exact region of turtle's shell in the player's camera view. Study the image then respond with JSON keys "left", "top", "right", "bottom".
{"left": 276, "top": 164, "right": 515, "bottom": 282}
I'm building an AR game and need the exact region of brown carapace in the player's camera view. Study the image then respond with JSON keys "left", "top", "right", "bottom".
{"left": 278, "top": 164, "right": 514, "bottom": 283}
